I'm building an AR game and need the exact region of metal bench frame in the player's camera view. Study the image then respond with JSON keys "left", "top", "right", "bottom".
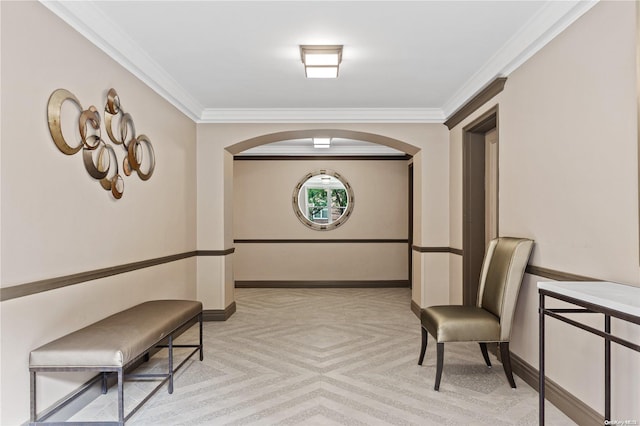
{"left": 29, "top": 311, "right": 203, "bottom": 425}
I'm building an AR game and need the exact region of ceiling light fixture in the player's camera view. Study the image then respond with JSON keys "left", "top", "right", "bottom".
{"left": 300, "top": 45, "right": 343, "bottom": 79}
{"left": 313, "top": 137, "right": 331, "bottom": 148}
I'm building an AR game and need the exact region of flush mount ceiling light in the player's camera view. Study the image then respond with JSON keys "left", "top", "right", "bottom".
{"left": 300, "top": 45, "right": 343, "bottom": 79}
{"left": 313, "top": 137, "right": 331, "bottom": 148}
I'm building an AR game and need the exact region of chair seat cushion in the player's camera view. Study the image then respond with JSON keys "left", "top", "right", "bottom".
{"left": 421, "top": 306, "right": 500, "bottom": 343}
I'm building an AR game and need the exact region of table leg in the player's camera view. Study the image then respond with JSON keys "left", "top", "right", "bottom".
{"left": 605, "top": 314, "right": 611, "bottom": 422}
{"left": 199, "top": 313, "right": 204, "bottom": 361}
{"left": 539, "top": 293, "right": 545, "bottom": 426}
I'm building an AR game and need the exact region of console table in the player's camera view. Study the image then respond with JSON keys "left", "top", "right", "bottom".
{"left": 538, "top": 281, "right": 640, "bottom": 425}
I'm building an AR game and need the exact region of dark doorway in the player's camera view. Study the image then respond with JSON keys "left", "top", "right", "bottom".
{"left": 463, "top": 107, "right": 498, "bottom": 306}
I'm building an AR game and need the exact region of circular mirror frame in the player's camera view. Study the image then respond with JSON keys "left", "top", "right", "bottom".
{"left": 292, "top": 169, "right": 354, "bottom": 231}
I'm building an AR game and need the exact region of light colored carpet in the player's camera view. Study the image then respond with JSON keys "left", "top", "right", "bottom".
{"left": 70, "top": 288, "right": 574, "bottom": 425}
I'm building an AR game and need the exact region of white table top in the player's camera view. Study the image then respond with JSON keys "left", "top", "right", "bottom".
{"left": 538, "top": 281, "right": 640, "bottom": 318}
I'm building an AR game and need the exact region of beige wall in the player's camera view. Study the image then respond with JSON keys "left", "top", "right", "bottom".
{"left": 234, "top": 159, "right": 408, "bottom": 282}
{"left": 0, "top": 2, "right": 197, "bottom": 424}
{"left": 449, "top": 1, "right": 639, "bottom": 420}
{"left": 197, "top": 122, "right": 450, "bottom": 311}
{"left": 415, "top": 134, "right": 451, "bottom": 308}
{"left": 0, "top": 0, "right": 4, "bottom": 416}
{"left": 9, "top": 0, "right": 634, "bottom": 423}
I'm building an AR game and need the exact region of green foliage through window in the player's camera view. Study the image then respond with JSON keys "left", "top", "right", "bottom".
{"left": 307, "top": 188, "right": 327, "bottom": 216}
{"left": 306, "top": 188, "right": 348, "bottom": 220}
{"left": 333, "top": 189, "right": 347, "bottom": 207}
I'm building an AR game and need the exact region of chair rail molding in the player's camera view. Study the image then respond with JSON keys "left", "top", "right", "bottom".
{"left": 0, "top": 249, "right": 235, "bottom": 301}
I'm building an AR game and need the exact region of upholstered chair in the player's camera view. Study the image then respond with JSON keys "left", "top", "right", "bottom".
{"left": 418, "top": 237, "right": 534, "bottom": 391}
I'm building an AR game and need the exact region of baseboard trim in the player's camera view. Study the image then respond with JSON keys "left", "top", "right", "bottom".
{"left": 235, "top": 280, "right": 409, "bottom": 288}
{"left": 410, "top": 300, "right": 421, "bottom": 318}
{"left": 203, "top": 302, "right": 237, "bottom": 321}
{"left": 510, "top": 352, "right": 603, "bottom": 426}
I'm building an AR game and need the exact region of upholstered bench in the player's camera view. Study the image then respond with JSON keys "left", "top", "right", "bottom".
{"left": 29, "top": 299, "right": 203, "bottom": 425}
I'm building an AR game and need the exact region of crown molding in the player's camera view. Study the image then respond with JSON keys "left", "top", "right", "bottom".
{"left": 41, "top": 0, "right": 598, "bottom": 125}
{"left": 198, "top": 108, "right": 445, "bottom": 123}
{"left": 444, "top": 78, "right": 506, "bottom": 130}
{"left": 442, "top": 0, "right": 599, "bottom": 118}
{"left": 39, "top": 0, "right": 204, "bottom": 121}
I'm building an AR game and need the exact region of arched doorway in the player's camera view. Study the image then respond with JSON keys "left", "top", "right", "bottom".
{"left": 229, "top": 131, "right": 415, "bottom": 291}
{"left": 194, "top": 123, "right": 448, "bottom": 320}
{"left": 225, "top": 129, "right": 420, "bottom": 156}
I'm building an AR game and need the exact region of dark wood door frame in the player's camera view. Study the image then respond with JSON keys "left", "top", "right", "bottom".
{"left": 463, "top": 106, "right": 498, "bottom": 306}
{"left": 408, "top": 162, "right": 414, "bottom": 288}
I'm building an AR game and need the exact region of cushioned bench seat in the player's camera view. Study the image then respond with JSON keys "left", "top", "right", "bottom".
{"left": 29, "top": 299, "right": 203, "bottom": 425}
{"left": 30, "top": 300, "right": 202, "bottom": 368}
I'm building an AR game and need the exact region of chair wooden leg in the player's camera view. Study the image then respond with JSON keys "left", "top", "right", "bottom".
{"left": 500, "top": 342, "right": 516, "bottom": 388}
{"left": 479, "top": 342, "right": 492, "bottom": 367}
{"left": 434, "top": 343, "right": 444, "bottom": 391}
{"left": 418, "top": 327, "right": 428, "bottom": 365}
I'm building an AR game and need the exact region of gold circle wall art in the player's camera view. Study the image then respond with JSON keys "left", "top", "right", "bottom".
{"left": 46, "top": 88, "right": 155, "bottom": 200}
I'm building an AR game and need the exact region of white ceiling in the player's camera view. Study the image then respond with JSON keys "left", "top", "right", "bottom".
{"left": 43, "top": 0, "right": 597, "bottom": 125}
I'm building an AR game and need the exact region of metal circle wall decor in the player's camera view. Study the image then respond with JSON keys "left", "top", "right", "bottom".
{"left": 47, "top": 89, "right": 85, "bottom": 155}
{"left": 46, "top": 88, "right": 155, "bottom": 200}
{"left": 292, "top": 169, "right": 354, "bottom": 231}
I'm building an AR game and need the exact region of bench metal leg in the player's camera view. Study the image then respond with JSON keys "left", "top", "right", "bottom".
{"left": 30, "top": 370, "right": 37, "bottom": 422}
{"left": 168, "top": 335, "right": 174, "bottom": 394}
{"left": 102, "top": 373, "right": 108, "bottom": 394}
{"left": 117, "top": 368, "right": 124, "bottom": 425}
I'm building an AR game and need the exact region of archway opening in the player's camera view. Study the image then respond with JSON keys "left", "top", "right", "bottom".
{"left": 225, "top": 129, "right": 420, "bottom": 156}
{"left": 229, "top": 129, "right": 417, "bottom": 292}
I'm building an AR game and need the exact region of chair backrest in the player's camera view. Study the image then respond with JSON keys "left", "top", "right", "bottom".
{"left": 476, "top": 237, "right": 534, "bottom": 341}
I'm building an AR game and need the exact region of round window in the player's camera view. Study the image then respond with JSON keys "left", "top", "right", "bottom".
{"left": 292, "top": 169, "right": 354, "bottom": 231}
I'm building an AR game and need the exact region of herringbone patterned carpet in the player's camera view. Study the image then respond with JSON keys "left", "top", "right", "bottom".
{"left": 71, "top": 288, "right": 573, "bottom": 425}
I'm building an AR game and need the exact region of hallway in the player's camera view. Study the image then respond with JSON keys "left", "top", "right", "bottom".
{"left": 71, "top": 288, "right": 572, "bottom": 425}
